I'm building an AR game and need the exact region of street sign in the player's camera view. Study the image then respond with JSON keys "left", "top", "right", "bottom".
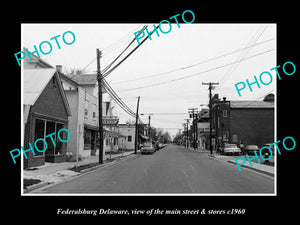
{"left": 103, "top": 116, "right": 119, "bottom": 125}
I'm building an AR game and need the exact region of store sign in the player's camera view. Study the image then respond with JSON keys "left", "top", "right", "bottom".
{"left": 103, "top": 116, "right": 119, "bottom": 125}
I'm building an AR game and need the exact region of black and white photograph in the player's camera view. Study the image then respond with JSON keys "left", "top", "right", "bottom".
{"left": 20, "top": 23, "right": 277, "bottom": 195}
{"left": 4, "top": 4, "right": 298, "bottom": 221}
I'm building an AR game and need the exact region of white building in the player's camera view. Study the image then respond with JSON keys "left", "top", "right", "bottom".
{"left": 60, "top": 70, "right": 120, "bottom": 160}
{"left": 118, "top": 124, "right": 136, "bottom": 150}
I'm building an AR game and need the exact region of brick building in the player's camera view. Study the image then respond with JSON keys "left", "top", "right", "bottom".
{"left": 211, "top": 94, "right": 274, "bottom": 150}
{"left": 23, "top": 68, "right": 71, "bottom": 168}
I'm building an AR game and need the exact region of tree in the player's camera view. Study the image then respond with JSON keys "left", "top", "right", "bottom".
{"left": 63, "top": 67, "right": 85, "bottom": 78}
{"left": 173, "top": 132, "right": 183, "bottom": 145}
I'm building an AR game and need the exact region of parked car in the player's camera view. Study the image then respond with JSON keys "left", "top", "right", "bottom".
{"left": 222, "top": 144, "right": 242, "bottom": 155}
{"left": 243, "top": 145, "right": 259, "bottom": 155}
{"left": 260, "top": 143, "right": 275, "bottom": 157}
{"left": 141, "top": 142, "right": 155, "bottom": 154}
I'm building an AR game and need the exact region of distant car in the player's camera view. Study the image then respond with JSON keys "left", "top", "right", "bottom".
{"left": 222, "top": 144, "right": 242, "bottom": 155}
{"left": 141, "top": 142, "right": 155, "bottom": 154}
{"left": 244, "top": 145, "right": 259, "bottom": 155}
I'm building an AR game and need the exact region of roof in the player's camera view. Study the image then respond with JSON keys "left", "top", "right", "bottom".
{"left": 23, "top": 68, "right": 71, "bottom": 116}
{"left": 230, "top": 100, "right": 274, "bottom": 109}
{"left": 23, "top": 68, "right": 57, "bottom": 105}
{"left": 104, "top": 128, "right": 125, "bottom": 137}
{"left": 23, "top": 47, "right": 54, "bottom": 69}
{"left": 69, "top": 73, "right": 97, "bottom": 85}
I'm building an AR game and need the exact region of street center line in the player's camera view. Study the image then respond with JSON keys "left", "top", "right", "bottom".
{"left": 182, "top": 170, "right": 188, "bottom": 178}
{"left": 144, "top": 169, "right": 148, "bottom": 176}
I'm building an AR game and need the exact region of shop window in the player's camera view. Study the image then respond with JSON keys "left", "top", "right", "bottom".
{"left": 55, "top": 123, "right": 64, "bottom": 155}
{"left": 34, "top": 119, "right": 45, "bottom": 156}
{"left": 45, "top": 121, "right": 56, "bottom": 156}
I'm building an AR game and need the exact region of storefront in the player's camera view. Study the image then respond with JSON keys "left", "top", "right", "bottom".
{"left": 83, "top": 124, "right": 99, "bottom": 156}
{"left": 23, "top": 69, "right": 71, "bottom": 168}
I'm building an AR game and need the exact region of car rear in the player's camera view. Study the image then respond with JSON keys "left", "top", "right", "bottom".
{"left": 223, "top": 144, "right": 242, "bottom": 155}
{"left": 141, "top": 142, "right": 155, "bottom": 154}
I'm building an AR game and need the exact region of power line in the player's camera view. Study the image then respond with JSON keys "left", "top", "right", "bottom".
{"left": 102, "top": 25, "right": 143, "bottom": 56}
{"left": 102, "top": 26, "right": 147, "bottom": 75}
{"left": 102, "top": 79, "right": 136, "bottom": 118}
{"left": 115, "top": 48, "right": 275, "bottom": 92}
{"left": 81, "top": 26, "right": 145, "bottom": 73}
{"left": 103, "top": 25, "right": 159, "bottom": 78}
{"left": 216, "top": 26, "right": 269, "bottom": 91}
{"left": 110, "top": 38, "right": 274, "bottom": 85}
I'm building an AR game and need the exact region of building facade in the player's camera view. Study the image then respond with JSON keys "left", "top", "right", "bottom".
{"left": 60, "top": 71, "right": 122, "bottom": 160}
{"left": 211, "top": 94, "right": 274, "bottom": 150}
{"left": 23, "top": 68, "right": 71, "bottom": 168}
{"left": 118, "top": 124, "right": 136, "bottom": 150}
{"left": 23, "top": 53, "right": 71, "bottom": 168}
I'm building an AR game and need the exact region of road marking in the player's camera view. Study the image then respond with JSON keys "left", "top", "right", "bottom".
{"left": 182, "top": 169, "right": 196, "bottom": 193}
{"left": 144, "top": 169, "right": 148, "bottom": 176}
{"left": 190, "top": 164, "right": 195, "bottom": 171}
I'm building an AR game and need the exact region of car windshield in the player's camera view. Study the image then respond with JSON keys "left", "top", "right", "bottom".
{"left": 225, "top": 144, "right": 237, "bottom": 148}
{"left": 143, "top": 142, "right": 152, "bottom": 147}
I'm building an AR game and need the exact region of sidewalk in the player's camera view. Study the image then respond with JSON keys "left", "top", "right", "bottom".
{"left": 208, "top": 153, "right": 275, "bottom": 177}
{"left": 23, "top": 150, "right": 136, "bottom": 192}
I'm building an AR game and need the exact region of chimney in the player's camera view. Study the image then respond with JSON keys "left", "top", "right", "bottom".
{"left": 56, "top": 65, "right": 62, "bottom": 73}
{"left": 223, "top": 97, "right": 227, "bottom": 101}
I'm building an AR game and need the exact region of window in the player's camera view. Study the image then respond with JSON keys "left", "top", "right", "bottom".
{"left": 34, "top": 119, "right": 45, "bottom": 156}
{"left": 55, "top": 123, "right": 64, "bottom": 155}
{"left": 84, "top": 100, "right": 89, "bottom": 118}
{"left": 45, "top": 121, "right": 56, "bottom": 156}
{"left": 223, "top": 110, "right": 228, "bottom": 118}
{"left": 92, "top": 104, "right": 97, "bottom": 119}
{"left": 35, "top": 119, "right": 64, "bottom": 156}
{"left": 127, "top": 135, "right": 132, "bottom": 142}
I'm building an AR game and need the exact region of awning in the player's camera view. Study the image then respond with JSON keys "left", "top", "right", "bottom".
{"left": 84, "top": 124, "right": 99, "bottom": 131}
{"left": 139, "top": 134, "right": 149, "bottom": 140}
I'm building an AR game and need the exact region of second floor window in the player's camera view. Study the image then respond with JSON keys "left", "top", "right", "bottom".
{"left": 84, "top": 100, "right": 89, "bottom": 118}
{"left": 223, "top": 110, "right": 228, "bottom": 118}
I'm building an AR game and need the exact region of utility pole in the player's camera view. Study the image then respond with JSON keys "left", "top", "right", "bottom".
{"left": 202, "top": 82, "right": 219, "bottom": 155}
{"left": 97, "top": 49, "right": 104, "bottom": 164}
{"left": 148, "top": 115, "right": 151, "bottom": 141}
{"left": 134, "top": 96, "right": 140, "bottom": 154}
{"left": 184, "top": 119, "right": 190, "bottom": 149}
{"left": 188, "top": 108, "right": 198, "bottom": 150}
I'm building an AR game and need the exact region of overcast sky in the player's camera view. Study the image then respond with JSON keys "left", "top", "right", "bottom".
{"left": 22, "top": 23, "right": 276, "bottom": 137}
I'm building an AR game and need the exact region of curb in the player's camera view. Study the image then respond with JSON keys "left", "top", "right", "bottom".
{"left": 79, "top": 153, "right": 135, "bottom": 173}
{"left": 208, "top": 154, "right": 274, "bottom": 177}
{"left": 226, "top": 161, "right": 274, "bottom": 177}
{"left": 23, "top": 181, "right": 51, "bottom": 193}
{"left": 25, "top": 152, "right": 138, "bottom": 193}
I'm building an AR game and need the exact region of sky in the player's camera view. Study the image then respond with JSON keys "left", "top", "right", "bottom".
{"left": 22, "top": 23, "right": 276, "bottom": 137}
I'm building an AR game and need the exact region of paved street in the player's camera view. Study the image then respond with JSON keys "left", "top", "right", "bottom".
{"left": 36, "top": 144, "right": 274, "bottom": 194}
